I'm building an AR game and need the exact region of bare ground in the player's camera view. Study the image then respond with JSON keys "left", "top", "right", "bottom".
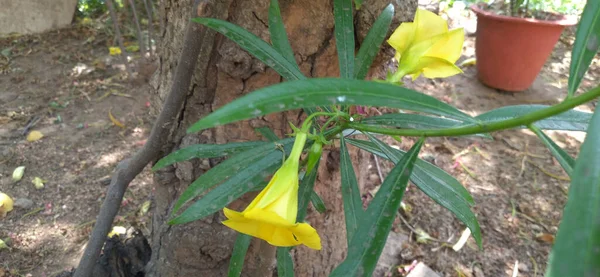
{"left": 0, "top": 10, "right": 597, "bottom": 277}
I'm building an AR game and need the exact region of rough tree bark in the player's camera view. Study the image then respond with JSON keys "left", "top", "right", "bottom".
{"left": 146, "top": 0, "right": 416, "bottom": 276}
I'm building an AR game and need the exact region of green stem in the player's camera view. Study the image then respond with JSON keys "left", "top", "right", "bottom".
{"left": 348, "top": 85, "right": 600, "bottom": 137}
{"left": 301, "top": 112, "right": 337, "bottom": 132}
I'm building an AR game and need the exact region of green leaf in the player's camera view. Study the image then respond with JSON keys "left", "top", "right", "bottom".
{"left": 297, "top": 159, "right": 320, "bottom": 222}
{"left": 354, "top": 4, "right": 393, "bottom": 79}
{"left": 153, "top": 141, "right": 267, "bottom": 170}
{"left": 228, "top": 234, "right": 252, "bottom": 277}
{"left": 187, "top": 78, "right": 476, "bottom": 133}
{"left": 268, "top": 0, "right": 298, "bottom": 68}
{"left": 310, "top": 190, "right": 327, "bottom": 213}
{"left": 170, "top": 138, "right": 293, "bottom": 218}
{"left": 361, "top": 113, "right": 492, "bottom": 139}
{"left": 475, "top": 105, "right": 593, "bottom": 131}
{"left": 191, "top": 18, "right": 304, "bottom": 81}
{"left": 340, "top": 136, "right": 365, "bottom": 243}
{"left": 334, "top": 0, "right": 355, "bottom": 79}
{"left": 276, "top": 247, "right": 294, "bottom": 277}
{"left": 256, "top": 127, "right": 280, "bottom": 142}
{"left": 354, "top": 0, "right": 363, "bottom": 10}
{"left": 346, "top": 138, "right": 474, "bottom": 204}
{"left": 529, "top": 124, "right": 576, "bottom": 176}
{"left": 346, "top": 138, "right": 481, "bottom": 247}
{"left": 330, "top": 139, "right": 424, "bottom": 277}
{"left": 568, "top": 1, "right": 600, "bottom": 97}
{"left": 546, "top": 107, "right": 600, "bottom": 277}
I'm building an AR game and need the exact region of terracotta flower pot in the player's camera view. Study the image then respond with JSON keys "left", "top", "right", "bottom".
{"left": 471, "top": 5, "right": 577, "bottom": 91}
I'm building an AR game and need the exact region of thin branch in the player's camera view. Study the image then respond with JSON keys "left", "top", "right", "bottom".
{"left": 142, "top": 0, "right": 154, "bottom": 55}
{"left": 73, "top": 1, "right": 213, "bottom": 276}
{"left": 106, "top": 0, "right": 133, "bottom": 76}
{"left": 128, "top": 0, "right": 147, "bottom": 56}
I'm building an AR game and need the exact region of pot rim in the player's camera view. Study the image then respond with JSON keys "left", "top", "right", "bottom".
{"left": 470, "top": 4, "right": 578, "bottom": 27}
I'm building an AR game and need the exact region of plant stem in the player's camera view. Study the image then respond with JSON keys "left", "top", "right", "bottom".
{"left": 348, "top": 85, "right": 600, "bottom": 137}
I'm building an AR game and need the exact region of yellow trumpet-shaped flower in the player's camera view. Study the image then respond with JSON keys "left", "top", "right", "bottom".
{"left": 222, "top": 132, "right": 321, "bottom": 250}
{"left": 387, "top": 8, "right": 464, "bottom": 81}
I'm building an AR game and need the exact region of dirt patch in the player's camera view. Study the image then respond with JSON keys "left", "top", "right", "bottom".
{"left": 0, "top": 25, "right": 155, "bottom": 276}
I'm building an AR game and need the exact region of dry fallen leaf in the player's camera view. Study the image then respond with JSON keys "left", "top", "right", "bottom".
{"left": 108, "top": 110, "right": 125, "bottom": 128}
{"left": 32, "top": 177, "right": 44, "bottom": 190}
{"left": 452, "top": 228, "right": 471, "bottom": 252}
{"left": 109, "top": 46, "right": 121, "bottom": 56}
{"left": 139, "top": 200, "right": 151, "bottom": 216}
{"left": 26, "top": 130, "right": 44, "bottom": 142}
{"left": 0, "top": 239, "right": 7, "bottom": 250}
{"left": 0, "top": 192, "right": 13, "bottom": 217}
{"left": 108, "top": 226, "right": 127, "bottom": 238}
{"left": 12, "top": 166, "right": 25, "bottom": 182}
{"left": 459, "top": 57, "right": 476, "bottom": 67}
{"left": 535, "top": 233, "right": 555, "bottom": 244}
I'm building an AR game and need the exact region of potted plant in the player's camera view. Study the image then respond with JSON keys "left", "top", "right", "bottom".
{"left": 471, "top": 0, "right": 577, "bottom": 91}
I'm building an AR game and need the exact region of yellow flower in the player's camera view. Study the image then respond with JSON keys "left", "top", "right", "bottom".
{"left": 0, "top": 192, "right": 13, "bottom": 218}
{"left": 387, "top": 8, "right": 464, "bottom": 81}
{"left": 222, "top": 132, "right": 321, "bottom": 250}
{"left": 109, "top": 47, "right": 122, "bottom": 56}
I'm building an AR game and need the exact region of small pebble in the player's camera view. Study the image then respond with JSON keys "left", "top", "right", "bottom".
{"left": 13, "top": 198, "right": 34, "bottom": 209}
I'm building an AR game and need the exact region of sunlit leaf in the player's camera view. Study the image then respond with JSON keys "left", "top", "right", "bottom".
{"left": 529, "top": 124, "right": 576, "bottom": 176}
{"left": 153, "top": 141, "right": 267, "bottom": 170}
{"left": 340, "top": 136, "right": 364, "bottom": 243}
{"left": 26, "top": 130, "right": 44, "bottom": 142}
{"left": 268, "top": 0, "right": 297, "bottom": 68}
{"left": 475, "top": 105, "right": 592, "bottom": 131}
{"left": 354, "top": 4, "right": 394, "bottom": 79}
{"left": 547, "top": 107, "right": 600, "bottom": 276}
{"left": 187, "top": 78, "right": 476, "bottom": 133}
{"left": 191, "top": 18, "right": 304, "bottom": 81}
{"left": 330, "top": 139, "right": 423, "bottom": 276}
{"left": 334, "top": 0, "right": 355, "bottom": 79}
{"left": 568, "top": 1, "right": 600, "bottom": 97}
{"left": 228, "top": 233, "right": 252, "bottom": 277}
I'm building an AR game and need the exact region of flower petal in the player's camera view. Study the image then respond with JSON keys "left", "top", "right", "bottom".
{"left": 291, "top": 223, "right": 322, "bottom": 250}
{"left": 223, "top": 218, "right": 300, "bottom": 247}
{"left": 417, "top": 56, "right": 463, "bottom": 79}
{"left": 414, "top": 9, "right": 448, "bottom": 42}
{"left": 424, "top": 28, "right": 464, "bottom": 63}
{"left": 388, "top": 22, "right": 415, "bottom": 59}
{"left": 244, "top": 209, "right": 296, "bottom": 227}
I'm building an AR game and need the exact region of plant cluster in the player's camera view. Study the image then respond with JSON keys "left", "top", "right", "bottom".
{"left": 155, "top": 0, "right": 600, "bottom": 276}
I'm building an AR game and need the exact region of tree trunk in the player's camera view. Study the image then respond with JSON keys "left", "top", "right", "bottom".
{"left": 146, "top": 0, "right": 416, "bottom": 276}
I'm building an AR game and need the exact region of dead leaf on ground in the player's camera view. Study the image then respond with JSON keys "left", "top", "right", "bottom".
{"left": 535, "top": 233, "right": 555, "bottom": 244}
{"left": 26, "top": 130, "right": 44, "bottom": 142}
{"left": 109, "top": 110, "right": 125, "bottom": 128}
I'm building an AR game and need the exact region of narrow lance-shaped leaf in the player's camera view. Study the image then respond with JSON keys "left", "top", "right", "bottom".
{"left": 276, "top": 247, "right": 294, "bottom": 277}
{"left": 346, "top": 138, "right": 481, "bottom": 247}
{"left": 333, "top": 0, "right": 355, "bottom": 79}
{"left": 546, "top": 106, "right": 600, "bottom": 276}
{"left": 362, "top": 113, "right": 491, "bottom": 138}
{"left": 340, "top": 136, "right": 365, "bottom": 243}
{"left": 153, "top": 141, "right": 267, "bottom": 170}
{"left": 474, "top": 105, "right": 593, "bottom": 131}
{"left": 170, "top": 140, "right": 294, "bottom": 224}
{"left": 568, "top": 0, "right": 600, "bottom": 97}
{"left": 268, "top": 0, "right": 298, "bottom": 68}
{"left": 191, "top": 18, "right": 304, "bottom": 81}
{"left": 529, "top": 124, "right": 576, "bottom": 176}
{"left": 171, "top": 139, "right": 293, "bottom": 213}
{"left": 187, "top": 78, "right": 476, "bottom": 133}
{"left": 310, "top": 190, "right": 327, "bottom": 213}
{"left": 330, "top": 138, "right": 424, "bottom": 277}
{"left": 354, "top": 4, "right": 394, "bottom": 80}
{"left": 228, "top": 234, "right": 252, "bottom": 277}
{"left": 297, "top": 159, "right": 320, "bottom": 222}
{"left": 256, "top": 127, "right": 280, "bottom": 142}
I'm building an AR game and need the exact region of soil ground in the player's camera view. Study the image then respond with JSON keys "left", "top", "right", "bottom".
{"left": 0, "top": 5, "right": 598, "bottom": 277}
